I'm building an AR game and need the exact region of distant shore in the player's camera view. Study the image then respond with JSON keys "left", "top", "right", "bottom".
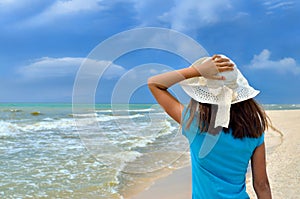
{"left": 130, "top": 110, "right": 300, "bottom": 199}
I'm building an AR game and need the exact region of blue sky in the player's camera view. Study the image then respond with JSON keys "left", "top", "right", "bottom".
{"left": 0, "top": 0, "right": 299, "bottom": 104}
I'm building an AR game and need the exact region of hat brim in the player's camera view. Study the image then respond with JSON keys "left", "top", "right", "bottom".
{"left": 179, "top": 73, "right": 260, "bottom": 104}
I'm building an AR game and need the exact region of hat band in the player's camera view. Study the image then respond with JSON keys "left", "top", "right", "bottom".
{"left": 208, "top": 86, "right": 233, "bottom": 128}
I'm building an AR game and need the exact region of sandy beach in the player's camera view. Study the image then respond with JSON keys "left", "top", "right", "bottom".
{"left": 130, "top": 110, "right": 300, "bottom": 199}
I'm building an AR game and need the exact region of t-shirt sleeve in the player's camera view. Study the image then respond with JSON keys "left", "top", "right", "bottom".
{"left": 257, "top": 133, "right": 265, "bottom": 147}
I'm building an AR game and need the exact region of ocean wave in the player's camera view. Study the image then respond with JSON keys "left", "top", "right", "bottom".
{"left": 42, "top": 117, "right": 54, "bottom": 121}
{"left": 95, "top": 109, "right": 113, "bottom": 113}
{"left": 2, "top": 109, "right": 23, "bottom": 112}
{"left": 115, "top": 119, "right": 177, "bottom": 150}
{"left": 71, "top": 112, "right": 146, "bottom": 122}
{"left": 0, "top": 120, "right": 21, "bottom": 138}
{"left": 70, "top": 113, "right": 98, "bottom": 118}
{"left": 17, "top": 118, "right": 76, "bottom": 132}
{"left": 96, "top": 114, "right": 145, "bottom": 122}
{"left": 97, "top": 108, "right": 155, "bottom": 112}
{"left": 126, "top": 108, "right": 155, "bottom": 113}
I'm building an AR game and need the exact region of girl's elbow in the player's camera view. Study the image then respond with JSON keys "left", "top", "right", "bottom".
{"left": 147, "top": 77, "right": 164, "bottom": 89}
{"left": 147, "top": 77, "right": 155, "bottom": 90}
{"left": 147, "top": 77, "right": 154, "bottom": 86}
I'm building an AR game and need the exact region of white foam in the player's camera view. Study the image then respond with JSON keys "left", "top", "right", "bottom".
{"left": 20, "top": 118, "right": 76, "bottom": 132}
{"left": 71, "top": 113, "right": 97, "bottom": 118}
{"left": 96, "top": 114, "right": 144, "bottom": 122}
{"left": 130, "top": 137, "right": 155, "bottom": 148}
{"left": 117, "top": 151, "right": 143, "bottom": 163}
{"left": 0, "top": 120, "right": 21, "bottom": 137}
{"left": 95, "top": 109, "right": 112, "bottom": 113}
{"left": 126, "top": 108, "right": 155, "bottom": 112}
{"left": 42, "top": 118, "right": 54, "bottom": 121}
{"left": 118, "top": 119, "right": 177, "bottom": 150}
{"left": 96, "top": 108, "right": 155, "bottom": 113}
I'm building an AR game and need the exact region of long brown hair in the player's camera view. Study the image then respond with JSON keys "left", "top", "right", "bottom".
{"left": 184, "top": 98, "right": 270, "bottom": 139}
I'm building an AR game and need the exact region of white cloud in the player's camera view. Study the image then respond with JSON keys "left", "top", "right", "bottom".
{"left": 167, "top": 0, "right": 232, "bottom": 30}
{"left": 131, "top": 0, "right": 234, "bottom": 32}
{"left": 263, "top": 0, "right": 294, "bottom": 10}
{"left": 18, "top": 0, "right": 104, "bottom": 27}
{"left": 263, "top": 0, "right": 295, "bottom": 15}
{"left": 44, "top": 0, "right": 103, "bottom": 15}
{"left": 18, "top": 57, "right": 126, "bottom": 80}
{"left": 248, "top": 49, "right": 300, "bottom": 75}
{"left": 131, "top": 0, "right": 298, "bottom": 32}
{"left": 130, "top": 0, "right": 174, "bottom": 27}
{"left": 268, "top": 2, "right": 294, "bottom": 10}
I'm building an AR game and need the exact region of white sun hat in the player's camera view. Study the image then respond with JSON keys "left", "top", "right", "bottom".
{"left": 179, "top": 55, "right": 260, "bottom": 128}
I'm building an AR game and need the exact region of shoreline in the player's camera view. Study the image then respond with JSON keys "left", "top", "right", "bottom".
{"left": 128, "top": 110, "right": 300, "bottom": 199}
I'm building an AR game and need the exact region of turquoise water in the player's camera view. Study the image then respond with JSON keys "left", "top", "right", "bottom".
{"left": 0, "top": 103, "right": 299, "bottom": 198}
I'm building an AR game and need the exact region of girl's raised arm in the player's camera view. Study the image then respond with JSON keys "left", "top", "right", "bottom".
{"left": 147, "top": 55, "right": 233, "bottom": 124}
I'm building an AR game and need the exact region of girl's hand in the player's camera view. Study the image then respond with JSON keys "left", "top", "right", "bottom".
{"left": 192, "top": 55, "right": 234, "bottom": 80}
{"left": 212, "top": 54, "right": 235, "bottom": 72}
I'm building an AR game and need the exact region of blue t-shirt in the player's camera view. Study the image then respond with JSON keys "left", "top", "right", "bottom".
{"left": 182, "top": 108, "right": 264, "bottom": 199}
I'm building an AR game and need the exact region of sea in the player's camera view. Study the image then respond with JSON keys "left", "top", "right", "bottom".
{"left": 1, "top": 103, "right": 299, "bottom": 199}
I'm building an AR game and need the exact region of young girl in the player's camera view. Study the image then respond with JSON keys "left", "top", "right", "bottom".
{"left": 148, "top": 55, "right": 272, "bottom": 199}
